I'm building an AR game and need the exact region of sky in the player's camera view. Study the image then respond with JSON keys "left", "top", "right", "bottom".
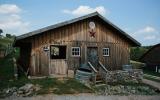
{"left": 0, "top": 0, "right": 160, "bottom": 46}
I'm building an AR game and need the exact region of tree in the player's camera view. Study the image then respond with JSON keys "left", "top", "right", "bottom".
{"left": 130, "top": 46, "right": 150, "bottom": 61}
{"left": 6, "top": 34, "right": 12, "bottom": 38}
{"left": 0, "top": 29, "right": 3, "bottom": 38}
{"left": 0, "top": 29, "right": 3, "bottom": 34}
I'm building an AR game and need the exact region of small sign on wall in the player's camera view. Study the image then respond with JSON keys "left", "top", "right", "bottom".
{"left": 43, "top": 46, "right": 49, "bottom": 52}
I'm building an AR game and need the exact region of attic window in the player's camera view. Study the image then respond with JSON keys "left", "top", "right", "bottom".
{"left": 103, "top": 48, "right": 109, "bottom": 56}
{"left": 50, "top": 45, "right": 66, "bottom": 59}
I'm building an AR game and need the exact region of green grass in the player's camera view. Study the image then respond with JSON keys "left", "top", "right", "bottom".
{"left": 0, "top": 53, "right": 14, "bottom": 80}
{"left": 144, "top": 76, "right": 160, "bottom": 83}
{"left": 130, "top": 60, "right": 145, "bottom": 69}
{"left": 0, "top": 77, "right": 92, "bottom": 95}
{"left": 143, "top": 69, "right": 160, "bottom": 77}
{"left": 0, "top": 37, "right": 13, "bottom": 48}
{"left": 0, "top": 49, "right": 19, "bottom": 80}
{"left": 143, "top": 69, "right": 160, "bottom": 83}
{"left": 32, "top": 78, "right": 92, "bottom": 94}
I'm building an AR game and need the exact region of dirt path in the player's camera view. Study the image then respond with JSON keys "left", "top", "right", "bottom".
{"left": 1, "top": 94, "right": 160, "bottom": 100}
{"left": 143, "top": 79, "right": 160, "bottom": 90}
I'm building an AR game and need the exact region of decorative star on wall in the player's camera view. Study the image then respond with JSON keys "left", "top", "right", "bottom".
{"left": 89, "top": 21, "right": 96, "bottom": 38}
{"left": 89, "top": 29, "right": 96, "bottom": 38}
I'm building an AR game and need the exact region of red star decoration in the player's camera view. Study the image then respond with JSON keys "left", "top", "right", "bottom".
{"left": 89, "top": 30, "right": 96, "bottom": 37}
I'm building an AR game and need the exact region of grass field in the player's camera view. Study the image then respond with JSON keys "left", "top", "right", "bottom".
{"left": 0, "top": 37, "right": 13, "bottom": 48}
{"left": 143, "top": 69, "right": 160, "bottom": 77}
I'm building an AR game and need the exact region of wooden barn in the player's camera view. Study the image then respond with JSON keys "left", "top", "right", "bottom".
{"left": 140, "top": 43, "right": 160, "bottom": 73}
{"left": 14, "top": 12, "right": 140, "bottom": 77}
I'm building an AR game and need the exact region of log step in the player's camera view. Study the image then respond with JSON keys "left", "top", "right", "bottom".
{"left": 95, "top": 80, "right": 104, "bottom": 84}
{"left": 95, "top": 83, "right": 106, "bottom": 87}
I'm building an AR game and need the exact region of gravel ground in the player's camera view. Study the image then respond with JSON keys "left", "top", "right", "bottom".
{"left": 1, "top": 94, "right": 160, "bottom": 100}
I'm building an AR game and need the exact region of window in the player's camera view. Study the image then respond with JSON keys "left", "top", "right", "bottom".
{"left": 103, "top": 48, "right": 109, "bottom": 56}
{"left": 71, "top": 47, "right": 80, "bottom": 57}
{"left": 50, "top": 45, "right": 66, "bottom": 59}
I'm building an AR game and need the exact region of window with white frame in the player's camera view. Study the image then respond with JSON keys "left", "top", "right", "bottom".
{"left": 103, "top": 48, "right": 109, "bottom": 56}
{"left": 71, "top": 47, "right": 80, "bottom": 56}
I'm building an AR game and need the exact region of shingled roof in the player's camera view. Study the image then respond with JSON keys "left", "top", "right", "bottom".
{"left": 15, "top": 12, "right": 141, "bottom": 46}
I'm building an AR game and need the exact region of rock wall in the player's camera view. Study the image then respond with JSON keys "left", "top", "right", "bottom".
{"left": 105, "top": 69, "right": 143, "bottom": 83}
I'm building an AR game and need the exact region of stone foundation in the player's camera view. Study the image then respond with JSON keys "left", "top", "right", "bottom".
{"left": 105, "top": 69, "right": 143, "bottom": 83}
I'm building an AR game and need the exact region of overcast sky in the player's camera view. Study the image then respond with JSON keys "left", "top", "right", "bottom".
{"left": 0, "top": 0, "right": 160, "bottom": 46}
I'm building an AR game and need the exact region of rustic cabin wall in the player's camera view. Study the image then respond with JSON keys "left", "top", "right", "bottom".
{"left": 28, "top": 17, "right": 131, "bottom": 76}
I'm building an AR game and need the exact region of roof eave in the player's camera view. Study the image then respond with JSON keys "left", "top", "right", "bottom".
{"left": 96, "top": 14, "right": 141, "bottom": 46}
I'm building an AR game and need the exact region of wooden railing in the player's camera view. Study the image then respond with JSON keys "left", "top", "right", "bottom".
{"left": 88, "top": 61, "right": 109, "bottom": 84}
{"left": 98, "top": 61, "right": 109, "bottom": 82}
{"left": 98, "top": 61, "right": 109, "bottom": 73}
{"left": 88, "top": 62, "right": 98, "bottom": 73}
{"left": 88, "top": 62, "right": 98, "bottom": 84}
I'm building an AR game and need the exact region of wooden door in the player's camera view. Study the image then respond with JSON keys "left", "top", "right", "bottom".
{"left": 35, "top": 50, "right": 49, "bottom": 76}
{"left": 87, "top": 47, "right": 98, "bottom": 69}
{"left": 50, "top": 60, "right": 68, "bottom": 75}
{"left": 35, "top": 51, "right": 40, "bottom": 75}
{"left": 39, "top": 51, "right": 49, "bottom": 75}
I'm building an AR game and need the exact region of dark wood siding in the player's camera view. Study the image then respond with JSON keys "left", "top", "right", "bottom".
{"left": 19, "top": 18, "right": 131, "bottom": 76}
{"left": 140, "top": 44, "right": 160, "bottom": 67}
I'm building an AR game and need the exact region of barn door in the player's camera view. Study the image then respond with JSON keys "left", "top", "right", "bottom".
{"left": 39, "top": 51, "right": 49, "bottom": 75}
{"left": 50, "top": 45, "right": 68, "bottom": 75}
{"left": 87, "top": 47, "right": 98, "bottom": 69}
{"left": 50, "top": 60, "right": 68, "bottom": 75}
{"left": 35, "top": 50, "right": 49, "bottom": 76}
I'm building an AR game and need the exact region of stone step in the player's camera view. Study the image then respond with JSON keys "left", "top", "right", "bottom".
{"left": 95, "top": 83, "right": 106, "bottom": 87}
{"left": 96, "top": 76, "right": 103, "bottom": 80}
{"left": 95, "top": 80, "right": 104, "bottom": 84}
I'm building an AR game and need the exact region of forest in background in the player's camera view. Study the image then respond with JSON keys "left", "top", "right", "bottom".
{"left": 130, "top": 46, "right": 152, "bottom": 61}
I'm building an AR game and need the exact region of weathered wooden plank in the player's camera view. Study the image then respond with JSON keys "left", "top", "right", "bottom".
{"left": 20, "top": 18, "right": 132, "bottom": 76}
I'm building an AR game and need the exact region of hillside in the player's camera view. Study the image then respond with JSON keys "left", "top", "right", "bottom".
{"left": 0, "top": 37, "right": 14, "bottom": 48}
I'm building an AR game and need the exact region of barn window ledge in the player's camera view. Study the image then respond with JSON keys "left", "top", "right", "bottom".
{"left": 71, "top": 47, "right": 80, "bottom": 57}
{"left": 103, "top": 48, "right": 109, "bottom": 56}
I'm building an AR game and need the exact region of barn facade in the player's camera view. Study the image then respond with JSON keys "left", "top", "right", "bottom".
{"left": 14, "top": 12, "right": 140, "bottom": 77}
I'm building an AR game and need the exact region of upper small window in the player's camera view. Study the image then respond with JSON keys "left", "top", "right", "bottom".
{"left": 71, "top": 47, "right": 80, "bottom": 57}
{"left": 103, "top": 48, "right": 109, "bottom": 56}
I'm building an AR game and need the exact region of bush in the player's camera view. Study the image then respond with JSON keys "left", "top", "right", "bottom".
{"left": 130, "top": 47, "right": 150, "bottom": 61}
{"left": 130, "top": 60, "right": 146, "bottom": 69}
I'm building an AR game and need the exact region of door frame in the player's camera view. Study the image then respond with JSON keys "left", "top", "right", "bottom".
{"left": 49, "top": 44, "right": 68, "bottom": 75}
{"left": 87, "top": 46, "right": 98, "bottom": 66}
